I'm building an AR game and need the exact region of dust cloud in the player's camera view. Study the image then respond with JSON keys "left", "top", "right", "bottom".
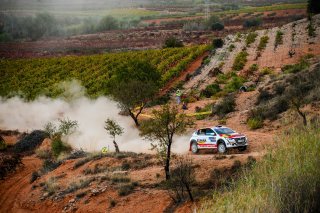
{"left": 0, "top": 81, "right": 190, "bottom": 154}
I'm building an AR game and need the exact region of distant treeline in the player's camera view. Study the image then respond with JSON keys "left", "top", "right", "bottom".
{"left": 0, "top": 13, "right": 142, "bottom": 42}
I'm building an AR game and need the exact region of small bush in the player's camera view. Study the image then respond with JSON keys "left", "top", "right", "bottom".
{"left": 213, "top": 94, "right": 236, "bottom": 118}
{"left": 111, "top": 176, "right": 131, "bottom": 183}
{"left": 163, "top": 36, "right": 183, "bottom": 48}
{"left": 245, "top": 32, "right": 258, "bottom": 46}
{"left": 41, "top": 159, "right": 61, "bottom": 174}
{"left": 212, "top": 38, "right": 224, "bottom": 49}
{"left": 224, "top": 76, "right": 245, "bottom": 93}
{"left": 121, "top": 162, "right": 131, "bottom": 171}
{"left": 0, "top": 136, "right": 7, "bottom": 151}
{"left": 274, "top": 30, "right": 284, "bottom": 49}
{"left": 228, "top": 44, "right": 235, "bottom": 52}
{"left": 201, "top": 83, "right": 221, "bottom": 98}
{"left": 281, "top": 58, "right": 309, "bottom": 74}
{"left": 243, "top": 18, "right": 262, "bottom": 28}
{"left": 257, "top": 35, "right": 269, "bottom": 51}
{"left": 248, "top": 64, "right": 259, "bottom": 73}
{"left": 35, "top": 149, "right": 52, "bottom": 159}
{"left": 260, "top": 67, "right": 274, "bottom": 75}
{"left": 14, "top": 130, "right": 48, "bottom": 153}
{"left": 30, "top": 171, "right": 40, "bottom": 183}
{"left": 51, "top": 138, "right": 71, "bottom": 157}
{"left": 109, "top": 199, "right": 117, "bottom": 207}
{"left": 211, "top": 22, "right": 224, "bottom": 31}
{"left": 232, "top": 51, "right": 249, "bottom": 71}
{"left": 247, "top": 118, "right": 264, "bottom": 129}
{"left": 118, "top": 184, "right": 134, "bottom": 196}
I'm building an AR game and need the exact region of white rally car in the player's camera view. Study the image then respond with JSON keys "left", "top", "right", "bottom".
{"left": 189, "top": 126, "right": 248, "bottom": 154}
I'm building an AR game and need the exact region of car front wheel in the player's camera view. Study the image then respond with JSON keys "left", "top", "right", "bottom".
{"left": 191, "top": 142, "right": 199, "bottom": 154}
{"left": 218, "top": 142, "right": 227, "bottom": 154}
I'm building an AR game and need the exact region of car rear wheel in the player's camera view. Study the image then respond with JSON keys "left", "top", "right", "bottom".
{"left": 218, "top": 142, "right": 227, "bottom": 154}
{"left": 191, "top": 142, "right": 199, "bottom": 154}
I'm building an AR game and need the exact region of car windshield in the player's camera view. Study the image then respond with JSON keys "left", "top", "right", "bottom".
{"left": 214, "top": 127, "right": 235, "bottom": 135}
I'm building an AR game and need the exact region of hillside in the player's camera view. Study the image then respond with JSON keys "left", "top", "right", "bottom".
{"left": 0, "top": 14, "right": 320, "bottom": 213}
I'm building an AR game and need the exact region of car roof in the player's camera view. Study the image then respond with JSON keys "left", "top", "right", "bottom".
{"left": 197, "top": 125, "right": 229, "bottom": 130}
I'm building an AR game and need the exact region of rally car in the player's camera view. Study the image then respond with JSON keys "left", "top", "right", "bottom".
{"left": 189, "top": 126, "right": 248, "bottom": 154}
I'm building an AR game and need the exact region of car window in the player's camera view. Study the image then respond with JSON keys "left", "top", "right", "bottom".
{"left": 214, "top": 127, "right": 235, "bottom": 134}
{"left": 205, "top": 128, "right": 215, "bottom": 135}
{"left": 197, "top": 129, "right": 206, "bottom": 135}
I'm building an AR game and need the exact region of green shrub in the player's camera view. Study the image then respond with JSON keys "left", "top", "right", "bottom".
{"left": 118, "top": 184, "right": 134, "bottom": 196}
{"left": 51, "top": 138, "right": 71, "bottom": 157}
{"left": 213, "top": 94, "right": 236, "bottom": 118}
{"left": 163, "top": 36, "right": 183, "bottom": 48}
{"left": 232, "top": 51, "right": 249, "bottom": 71}
{"left": 201, "top": 83, "right": 221, "bottom": 98}
{"left": 257, "top": 35, "right": 269, "bottom": 51}
{"left": 14, "top": 130, "right": 48, "bottom": 153}
{"left": 247, "top": 118, "right": 263, "bottom": 129}
{"left": 275, "top": 30, "right": 284, "bottom": 49}
{"left": 260, "top": 67, "right": 274, "bottom": 75}
{"left": 245, "top": 32, "right": 258, "bottom": 46}
{"left": 224, "top": 76, "right": 245, "bottom": 93}
{"left": 211, "top": 22, "right": 224, "bottom": 31}
{"left": 212, "top": 38, "right": 224, "bottom": 49}
{"left": 111, "top": 176, "right": 131, "bottom": 183}
{"left": 0, "top": 136, "right": 7, "bottom": 151}
{"left": 281, "top": 58, "right": 309, "bottom": 73}
{"left": 243, "top": 18, "right": 262, "bottom": 28}
{"left": 228, "top": 44, "right": 235, "bottom": 52}
{"left": 248, "top": 64, "right": 259, "bottom": 72}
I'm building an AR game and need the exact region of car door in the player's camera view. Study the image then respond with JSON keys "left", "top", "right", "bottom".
{"left": 205, "top": 128, "right": 217, "bottom": 148}
{"left": 196, "top": 129, "right": 207, "bottom": 147}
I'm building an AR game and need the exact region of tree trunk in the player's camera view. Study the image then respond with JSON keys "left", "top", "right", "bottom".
{"left": 165, "top": 140, "right": 172, "bottom": 180}
{"left": 295, "top": 105, "right": 307, "bottom": 126}
{"left": 113, "top": 140, "right": 120, "bottom": 153}
{"left": 185, "top": 183, "right": 194, "bottom": 202}
{"left": 128, "top": 110, "right": 140, "bottom": 127}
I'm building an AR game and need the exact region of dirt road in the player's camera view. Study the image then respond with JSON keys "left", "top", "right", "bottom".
{"left": 0, "top": 156, "right": 41, "bottom": 213}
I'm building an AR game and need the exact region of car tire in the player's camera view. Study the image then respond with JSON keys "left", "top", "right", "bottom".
{"left": 218, "top": 142, "right": 227, "bottom": 154}
{"left": 238, "top": 146, "right": 247, "bottom": 152}
{"left": 191, "top": 142, "right": 199, "bottom": 154}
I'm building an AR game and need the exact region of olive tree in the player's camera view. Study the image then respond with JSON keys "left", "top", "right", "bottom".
{"left": 140, "top": 105, "right": 194, "bottom": 180}
{"left": 108, "top": 59, "right": 161, "bottom": 127}
{"left": 104, "top": 118, "right": 124, "bottom": 153}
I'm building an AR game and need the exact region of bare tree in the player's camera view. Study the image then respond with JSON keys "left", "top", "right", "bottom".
{"left": 104, "top": 118, "right": 124, "bottom": 153}
{"left": 166, "top": 156, "right": 195, "bottom": 203}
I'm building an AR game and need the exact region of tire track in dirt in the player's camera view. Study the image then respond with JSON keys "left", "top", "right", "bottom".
{"left": 0, "top": 156, "right": 41, "bottom": 213}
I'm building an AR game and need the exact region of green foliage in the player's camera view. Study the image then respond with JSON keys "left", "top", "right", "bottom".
{"left": 257, "top": 35, "right": 269, "bottom": 51}
{"left": 211, "top": 22, "right": 224, "bottom": 31}
{"left": 140, "top": 105, "right": 194, "bottom": 180}
{"left": 212, "top": 94, "right": 236, "bottom": 118}
{"left": 0, "top": 45, "right": 208, "bottom": 100}
{"left": 212, "top": 38, "right": 224, "bottom": 49}
{"left": 201, "top": 83, "right": 221, "bottom": 98}
{"left": 245, "top": 32, "right": 258, "bottom": 46}
{"left": 163, "top": 36, "right": 184, "bottom": 48}
{"left": 224, "top": 76, "right": 246, "bottom": 93}
{"left": 104, "top": 119, "right": 124, "bottom": 139}
{"left": 275, "top": 30, "right": 284, "bottom": 49}
{"left": 97, "top": 16, "right": 118, "bottom": 31}
{"left": 232, "top": 51, "right": 249, "bottom": 71}
{"left": 247, "top": 117, "right": 264, "bottom": 129}
{"left": 281, "top": 58, "right": 309, "bottom": 73}
{"left": 307, "top": 22, "right": 316, "bottom": 37}
{"left": 118, "top": 183, "right": 135, "bottom": 196}
{"left": 228, "top": 44, "right": 235, "bottom": 52}
{"left": 0, "top": 136, "right": 7, "bottom": 151}
{"left": 248, "top": 64, "right": 259, "bottom": 73}
{"left": 52, "top": 138, "right": 71, "bottom": 158}
{"left": 206, "top": 15, "right": 223, "bottom": 31}
{"left": 204, "top": 124, "right": 320, "bottom": 212}
{"left": 243, "top": 18, "right": 262, "bottom": 28}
